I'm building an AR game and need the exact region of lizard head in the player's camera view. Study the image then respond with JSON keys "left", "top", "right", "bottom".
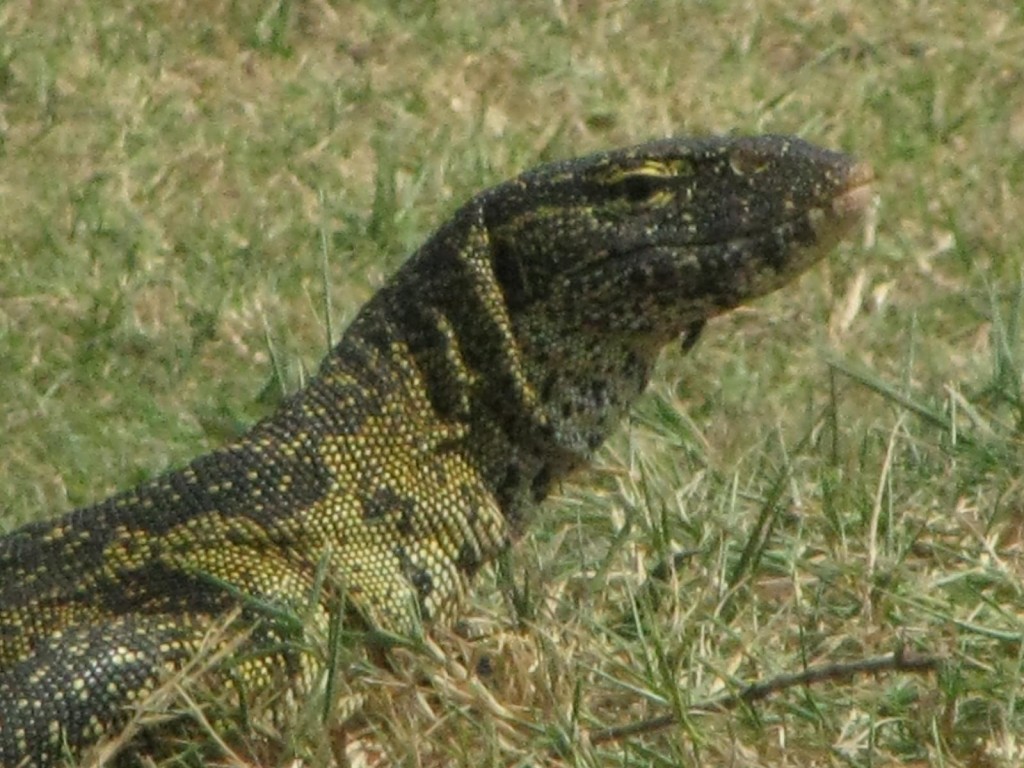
{"left": 466, "top": 135, "right": 873, "bottom": 462}
{"left": 482, "top": 134, "right": 873, "bottom": 348}
{"left": 342, "top": 136, "right": 873, "bottom": 514}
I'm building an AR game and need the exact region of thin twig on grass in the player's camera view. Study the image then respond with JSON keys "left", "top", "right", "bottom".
{"left": 587, "top": 645, "right": 942, "bottom": 746}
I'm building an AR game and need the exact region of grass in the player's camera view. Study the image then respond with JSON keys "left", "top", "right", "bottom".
{"left": 2, "top": 0, "right": 1023, "bottom": 765}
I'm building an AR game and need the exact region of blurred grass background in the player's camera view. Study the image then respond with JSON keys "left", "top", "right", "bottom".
{"left": 1, "top": 1, "right": 1023, "bottom": 765}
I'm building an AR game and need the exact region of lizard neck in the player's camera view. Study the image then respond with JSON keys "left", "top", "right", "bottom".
{"left": 314, "top": 207, "right": 658, "bottom": 532}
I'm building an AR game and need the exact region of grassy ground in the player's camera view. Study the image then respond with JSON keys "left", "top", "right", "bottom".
{"left": 2, "top": 0, "right": 1023, "bottom": 765}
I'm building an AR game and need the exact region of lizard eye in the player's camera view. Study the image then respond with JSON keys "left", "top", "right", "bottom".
{"left": 615, "top": 173, "right": 663, "bottom": 203}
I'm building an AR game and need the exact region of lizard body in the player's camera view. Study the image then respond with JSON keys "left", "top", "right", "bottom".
{"left": 0, "top": 135, "right": 872, "bottom": 766}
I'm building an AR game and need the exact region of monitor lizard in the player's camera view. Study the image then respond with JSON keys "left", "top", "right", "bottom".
{"left": 0, "top": 135, "right": 873, "bottom": 766}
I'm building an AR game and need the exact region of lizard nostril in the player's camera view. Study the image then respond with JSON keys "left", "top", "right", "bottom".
{"left": 729, "top": 145, "right": 773, "bottom": 176}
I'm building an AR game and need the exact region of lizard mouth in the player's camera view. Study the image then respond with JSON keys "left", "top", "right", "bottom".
{"left": 799, "top": 160, "right": 874, "bottom": 261}
{"left": 829, "top": 161, "right": 875, "bottom": 221}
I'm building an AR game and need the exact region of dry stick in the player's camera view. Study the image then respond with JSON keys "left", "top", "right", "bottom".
{"left": 588, "top": 646, "right": 942, "bottom": 746}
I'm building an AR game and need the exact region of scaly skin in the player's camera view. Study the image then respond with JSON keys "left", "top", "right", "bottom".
{"left": 0, "top": 135, "right": 873, "bottom": 766}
